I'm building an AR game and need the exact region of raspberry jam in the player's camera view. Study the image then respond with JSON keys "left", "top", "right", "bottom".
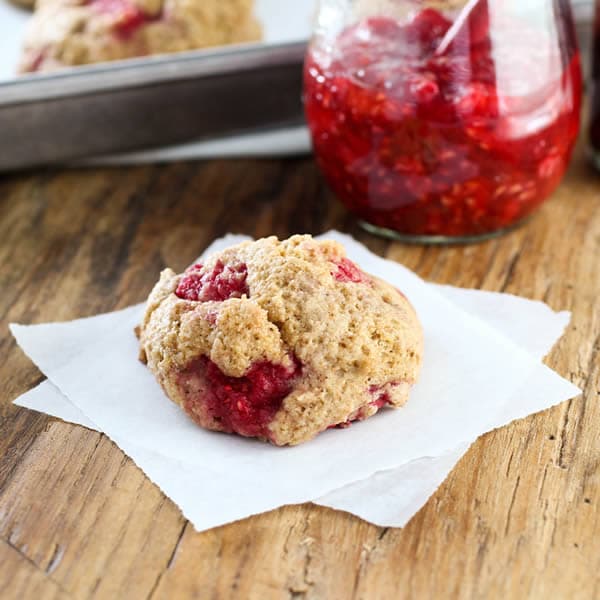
{"left": 179, "top": 356, "right": 301, "bottom": 440}
{"left": 331, "top": 257, "right": 370, "bottom": 283}
{"left": 91, "top": 0, "right": 159, "bottom": 39}
{"left": 590, "top": 1, "right": 600, "bottom": 166}
{"left": 176, "top": 261, "right": 249, "bottom": 302}
{"left": 304, "top": 3, "right": 582, "bottom": 240}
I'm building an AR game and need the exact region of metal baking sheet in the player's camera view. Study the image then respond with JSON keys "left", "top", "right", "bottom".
{"left": 0, "top": 0, "right": 592, "bottom": 171}
{"left": 0, "top": 0, "right": 313, "bottom": 171}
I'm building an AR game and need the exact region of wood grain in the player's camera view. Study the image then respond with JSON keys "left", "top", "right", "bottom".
{"left": 0, "top": 143, "right": 598, "bottom": 599}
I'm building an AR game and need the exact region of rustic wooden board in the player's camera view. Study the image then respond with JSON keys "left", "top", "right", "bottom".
{"left": 0, "top": 146, "right": 598, "bottom": 599}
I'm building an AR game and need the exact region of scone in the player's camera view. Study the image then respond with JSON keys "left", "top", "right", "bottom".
{"left": 7, "top": 0, "right": 35, "bottom": 10}
{"left": 19, "top": 0, "right": 262, "bottom": 73}
{"left": 139, "top": 236, "right": 424, "bottom": 446}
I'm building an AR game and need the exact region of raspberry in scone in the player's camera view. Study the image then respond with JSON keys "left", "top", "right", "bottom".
{"left": 19, "top": 0, "right": 261, "bottom": 73}
{"left": 139, "top": 236, "right": 424, "bottom": 446}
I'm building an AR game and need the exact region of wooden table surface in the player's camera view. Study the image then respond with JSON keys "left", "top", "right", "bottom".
{"left": 0, "top": 139, "right": 598, "bottom": 599}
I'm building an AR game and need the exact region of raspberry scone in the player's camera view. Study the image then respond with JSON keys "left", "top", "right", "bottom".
{"left": 7, "top": 0, "right": 35, "bottom": 10}
{"left": 19, "top": 0, "right": 261, "bottom": 73}
{"left": 139, "top": 236, "right": 423, "bottom": 446}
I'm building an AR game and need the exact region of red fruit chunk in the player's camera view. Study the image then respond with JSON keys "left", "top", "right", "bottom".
{"left": 537, "top": 153, "right": 564, "bottom": 180}
{"left": 410, "top": 76, "right": 440, "bottom": 105}
{"left": 26, "top": 49, "right": 48, "bottom": 73}
{"left": 368, "top": 384, "right": 395, "bottom": 408}
{"left": 455, "top": 82, "right": 498, "bottom": 120}
{"left": 176, "top": 261, "right": 249, "bottom": 302}
{"left": 90, "top": 0, "right": 158, "bottom": 38}
{"left": 405, "top": 8, "right": 453, "bottom": 56}
{"left": 329, "top": 383, "right": 395, "bottom": 429}
{"left": 442, "top": 0, "right": 492, "bottom": 55}
{"left": 179, "top": 355, "right": 302, "bottom": 440}
{"left": 331, "top": 258, "right": 370, "bottom": 283}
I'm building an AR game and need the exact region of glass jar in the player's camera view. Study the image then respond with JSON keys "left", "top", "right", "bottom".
{"left": 304, "top": 0, "right": 582, "bottom": 243}
{"left": 590, "top": 0, "right": 600, "bottom": 167}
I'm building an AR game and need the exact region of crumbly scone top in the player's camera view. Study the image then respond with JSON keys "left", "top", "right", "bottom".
{"left": 19, "top": 0, "right": 261, "bottom": 73}
{"left": 139, "top": 235, "right": 424, "bottom": 445}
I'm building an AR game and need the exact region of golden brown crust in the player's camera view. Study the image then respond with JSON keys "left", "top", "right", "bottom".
{"left": 19, "top": 0, "right": 262, "bottom": 73}
{"left": 139, "top": 236, "right": 424, "bottom": 446}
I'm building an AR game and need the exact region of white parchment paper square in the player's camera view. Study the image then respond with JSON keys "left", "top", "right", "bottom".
{"left": 11, "top": 232, "right": 581, "bottom": 530}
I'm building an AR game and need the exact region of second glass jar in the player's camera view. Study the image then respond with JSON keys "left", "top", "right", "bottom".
{"left": 304, "top": 0, "right": 582, "bottom": 242}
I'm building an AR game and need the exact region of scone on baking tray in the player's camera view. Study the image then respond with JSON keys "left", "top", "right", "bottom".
{"left": 19, "top": 0, "right": 262, "bottom": 73}
{"left": 138, "top": 235, "right": 424, "bottom": 447}
{"left": 7, "top": 0, "right": 35, "bottom": 11}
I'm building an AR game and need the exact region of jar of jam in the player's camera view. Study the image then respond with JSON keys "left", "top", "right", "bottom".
{"left": 304, "top": 0, "right": 582, "bottom": 243}
{"left": 590, "top": 0, "right": 600, "bottom": 167}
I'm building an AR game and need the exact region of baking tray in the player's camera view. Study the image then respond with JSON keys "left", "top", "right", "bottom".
{"left": 0, "top": 0, "right": 313, "bottom": 171}
{"left": 0, "top": 42, "right": 306, "bottom": 171}
{"left": 0, "top": 0, "right": 592, "bottom": 172}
